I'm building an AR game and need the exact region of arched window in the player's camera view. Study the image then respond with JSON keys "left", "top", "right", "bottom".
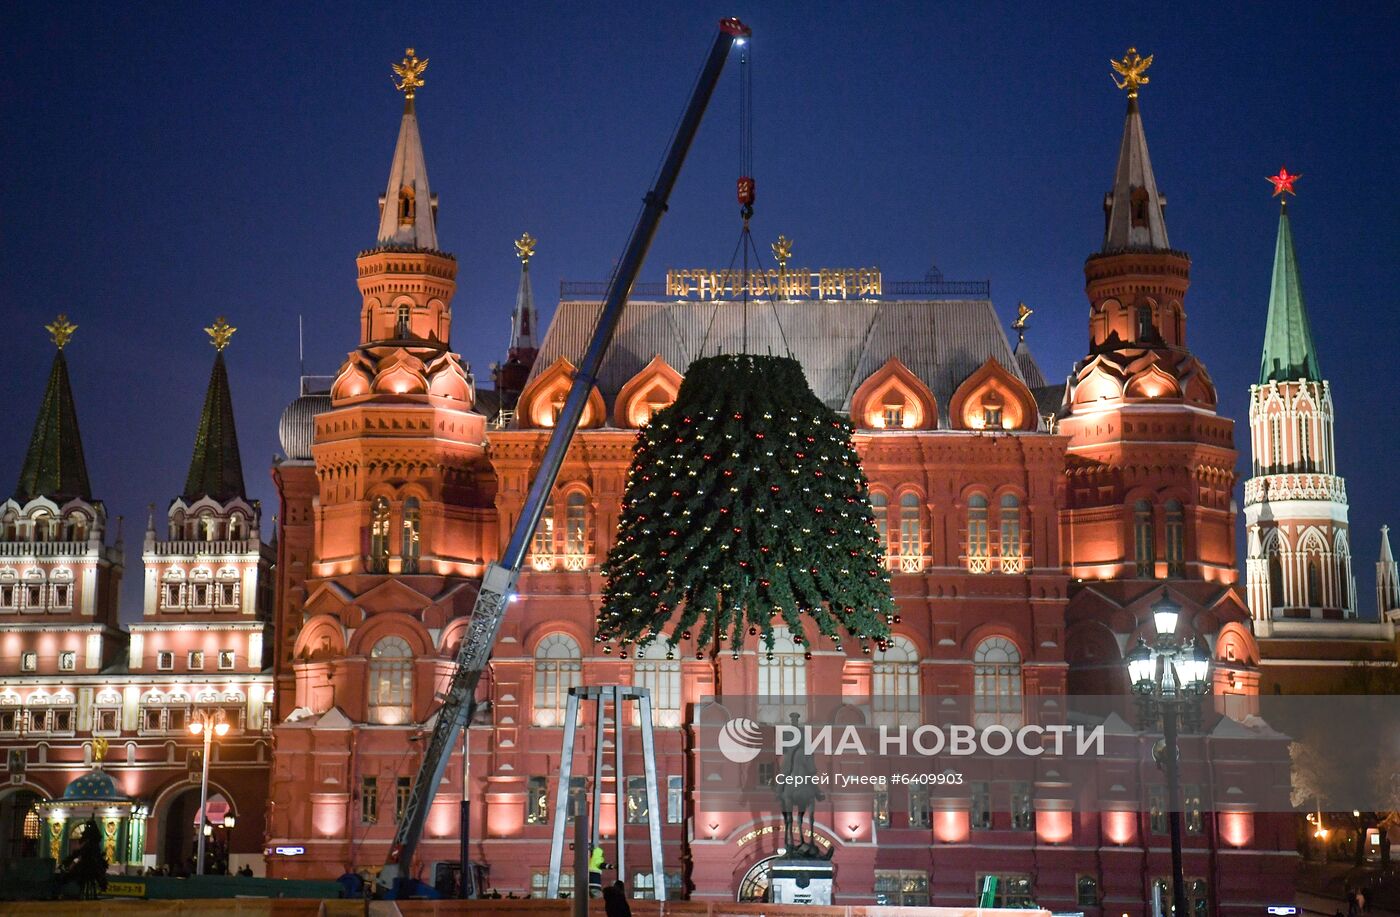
{"left": 966, "top": 494, "right": 989, "bottom": 573}
{"left": 1164, "top": 500, "right": 1185, "bottom": 578}
{"left": 395, "top": 304, "right": 411, "bottom": 339}
{"left": 633, "top": 643, "right": 681, "bottom": 728}
{"left": 757, "top": 626, "right": 807, "bottom": 721}
{"left": 1136, "top": 304, "right": 1154, "bottom": 341}
{"left": 1268, "top": 545, "right": 1284, "bottom": 609}
{"left": 369, "top": 497, "right": 390, "bottom": 573}
{"left": 198, "top": 512, "right": 217, "bottom": 542}
{"left": 533, "top": 634, "right": 581, "bottom": 726}
{"left": 64, "top": 513, "right": 87, "bottom": 542}
{"left": 228, "top": 514, "right": 243, "bottom": 541}
{"left": 998, "top": 494, "right": 1022, "bottom": 573}
{"left": 872, "top": 636, "right": 919, "bottom": 728}
{"left": 1337, "top": 550, "right": 1352, "bottom": 613}
{"left": 1307, "top": 557, "right": 1323, "bottom": 608}
{"left": 871, "top": 493, "right": 889, "bottom": 558}
{"left": 973, "top": 637, "right": 1022, "bottom": 729}
{"left": 898, "top": 493, "right": 922, "bottom": 572}
{"left": 531, "top": 511, "right": 555, "bottom": 570}
{"left": 401, "top": 498, "right": 421, "bottom": 574}
{"left": 398, "top": 186, "right": 415, "bottom": 224}
{"left": 564, "top": 493, "right": 588, "bottom": 570}
{"left": 1269, "top": 412, "right": 1283, "bottom": 469}
{"left": 1297, "top": 413, "right": 1312, "bottom": 471}
{"left": 1134, "top": 500, "right": 1155, "bottom": 578}
{"left": 368, "top": 636, "right": 413, "bottom": 725}
{"left": 980, "top": 390, "right": 1004, "bottom": 429}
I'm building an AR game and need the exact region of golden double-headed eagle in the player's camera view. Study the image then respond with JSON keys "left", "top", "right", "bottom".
{"left": 771, "top": 235, "right": 793, "bottom": 268}
{"left": 515, "top": 232, "right": 537, "bottom": 265}
{"left": 46, "top": 314, "right": 77, "bottom": 349}
{"left": 1111, "top": 47, "right": 1153, "bottom": 99}
{"left": 1013, "top": 302, "right": 1033, "bottom": 332}
{"left": 393, "top": 48, "right": 428, "bottom": 99}
{"left": 206, "top": 316, "right": 237, "bottom": 351}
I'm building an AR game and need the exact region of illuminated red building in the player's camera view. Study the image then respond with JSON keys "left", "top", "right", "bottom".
{"left": 258, "top": 62, "right": 1296, "bottom": 913}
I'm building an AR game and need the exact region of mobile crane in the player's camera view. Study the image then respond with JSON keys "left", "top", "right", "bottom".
{"left": 378, "top": 17, "right": 753, "bottom": 895}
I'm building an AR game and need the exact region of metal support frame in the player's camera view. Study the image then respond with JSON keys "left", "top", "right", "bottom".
{"left": 547, "top": 685, "right": 665, "bottom": 900}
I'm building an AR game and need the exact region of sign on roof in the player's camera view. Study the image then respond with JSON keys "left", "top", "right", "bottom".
{"left": 665, "top": 267, "right": 882, "bottom": 300}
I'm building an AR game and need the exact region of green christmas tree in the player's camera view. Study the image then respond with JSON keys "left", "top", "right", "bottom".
{"left": 598, "top": 354, "right": 894, "bottom": 661}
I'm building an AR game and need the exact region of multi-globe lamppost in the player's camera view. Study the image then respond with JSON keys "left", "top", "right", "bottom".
{"left": 1125, "top": 591, "right": 1212, "bottom": 917}
{"left": 188, "top": 709, "right": 230, "bottom": 875}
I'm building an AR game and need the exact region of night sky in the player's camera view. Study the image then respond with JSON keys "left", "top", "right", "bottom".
{"left": 2, "top": 2, "right": 1396, "bottom": 621}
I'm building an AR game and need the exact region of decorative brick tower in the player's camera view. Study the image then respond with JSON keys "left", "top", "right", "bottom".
{"left": 1061, "top": 51, "right": 1256, "bottom": 700}
{"left": 266, "top": 50, "right": 495, "bottom": 880}
{"left": 1243, "top": 178, "right": 1356, "bottom": 620}
{"left": 491, "top": 233, "right": 541, "bottom": 417}
{"left": 133, "top": 316, "right": 273, "bottom": 694}
{"left": 0, "top": 317, "right": 125, "bottom": 671}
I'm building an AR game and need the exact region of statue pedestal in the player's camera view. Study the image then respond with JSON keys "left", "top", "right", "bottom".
{"left": 769, "top": 859, "right": 834, "bottom": 905}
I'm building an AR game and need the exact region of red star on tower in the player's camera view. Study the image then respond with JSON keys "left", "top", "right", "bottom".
{"left": 1267, "top": 167, "right": 1301, "bottom": 197}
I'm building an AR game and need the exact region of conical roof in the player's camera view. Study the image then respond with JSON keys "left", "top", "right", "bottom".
{"left": 15, "top": 349, "right": 92, "bottom": 504}
{"left": 376, "top": 97, "right": 438, "bottom": 250}
{"left": 1102, "top": 98, "right": 1171, "bottom": 252}
{"left": 1259, "top": 206, "right": 1321, "bottom": 385}
{"left": 183, "top": 352, "right": 246, "bottom": 502}
{"left": 510, "top": 260, "right": 538, "bottom": 356}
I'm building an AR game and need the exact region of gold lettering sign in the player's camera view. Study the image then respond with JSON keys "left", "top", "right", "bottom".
{"left": 735, "top": 823, "right": 833, "bottom": 849}
{"left": 666, "top": 268, "right": 881, "bottom": 301}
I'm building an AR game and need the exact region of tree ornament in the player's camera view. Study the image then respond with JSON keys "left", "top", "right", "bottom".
{"left": 598, "top": 354, "right": 894, "bottom": 656}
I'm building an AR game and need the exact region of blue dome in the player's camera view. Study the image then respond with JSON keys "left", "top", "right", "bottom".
{"left": 63, "top": 768, "right": 125, "bottom": 801}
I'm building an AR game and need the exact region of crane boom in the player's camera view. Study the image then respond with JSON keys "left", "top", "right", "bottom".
{"left": 379, "top": 17, "right": 751, "bottom": 893}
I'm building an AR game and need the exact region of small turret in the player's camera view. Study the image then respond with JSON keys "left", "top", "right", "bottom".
{"left": 1379, "top": 526, "right": 1399, "bottom": 621}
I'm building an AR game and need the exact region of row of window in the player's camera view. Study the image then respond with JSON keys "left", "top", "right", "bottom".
{"left": 518, "top": 774, "right": 686, "bottom": 827}
{"left": 18, "top": 650, "right": 82, "bottom": 672}
{"left": 529, "top": 493, "right": 589, "bottom": 569}
{"left": 1133, "top": 499, "right": 1186, "bottom": 578}
{"left": 871, "top": 493, "right": 1026, "bottom": 574}
{"left": 151, "top": 649, "right": 238, "bottom": 671}
{"left": 1260, "top": 407, "right": 1334, "bottom": 476}
{"left": 162, "top": 581, "right": 240, "bottom": 611}
{"left": 0, "top": 581, "right": 73, "bottom": 612}
{"left": 0, "top": 702, "right": 254, "bottom": 736}
{"left": 865, "top": 780, "right": 1204, "bottom": 834}
{"left": 0, "top": 510, "right": 89, "bottom": 543}
{"left": 169, "top": 511, "right": 251, "bottom": 543}
{"left": 369, "top": 497, "right": 421, "bottom": 574}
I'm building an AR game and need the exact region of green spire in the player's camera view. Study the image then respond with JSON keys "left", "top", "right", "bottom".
{"left": 183, "top": 351, "right": 246, "bottom": 503}
{"left": 1259, "top": 205, "right": 1321, "bottom": 385}
{"left": 16, "top": 348, "right": 93, "bottom": 504}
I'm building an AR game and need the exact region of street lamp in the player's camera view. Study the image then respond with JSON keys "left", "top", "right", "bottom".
{"left": 1126, "top": 590, "right": 1211, "bottom": 917}
{"left": 189, "top": 709, "right": 230, "bottom": 876}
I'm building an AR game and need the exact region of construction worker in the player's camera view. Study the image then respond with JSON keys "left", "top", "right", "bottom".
{"left": 588, "top": 844, "right": 610, "bottom": 898}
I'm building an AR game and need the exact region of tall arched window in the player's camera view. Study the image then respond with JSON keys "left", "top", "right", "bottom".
{"left": 398, "top": 186, "right": 415, "bottom": 224}
{"left": 369, "top": 636, "right": 413, "bottom": 725}
{"left": 966, "top": 494, "right": 989, "bottom": 573}
{"left": 531, "top": 512, "right": 555, "bottom": 570}
{"left": 1134, "top": 500, "right": 1155, "bottom": 577}
{"left": 1307, "top": 557, "right": 1323, "bottom": 608}
{"left": 564, "top": 493, "right": 588, "bottom": 570}
{"left": 999, "top": 494, "right": 1023, "bottom": 573}
{"left": 1136, "top": 304, "right": 1154, "bottom": 341}
{"left": 871, "top": 493, "right": 889, "bottom": 559}
{"left": 533, "top": 634, "right": 581, "bottom": 726}
{"left": 1269, "top": 412, "right": 1283, "bottom": 469}
{"left": 758, "top": 626, "right": 807, "bottom": 721}
{"left": 369, "top": 497, "right": 391, "bottom": 573}
{"left": 401, "top": 498, "right": 421, "bottom": 574}
{"left": 633, "top": 643, "right": 681, "bottom": 728}
{"left": 1268, "top": 544, "right": 1285, "bottom": 609}
{"left": 1164, "top": 500, "right": 1185, "bottom": 578}
{"left": 973, "top": 637, "right": 1022, "bottom": 729}
{"left": 872, "top": 636, "right": 919, "bottom": 728}
{"left": 897, "top": 493, "right": 922, "bottom": 571}
{"left": 395, "top": 304, "right": 411, "bottom": 338}
{"left": 1297, "top": 413, "right": 1312, "bottom": 471}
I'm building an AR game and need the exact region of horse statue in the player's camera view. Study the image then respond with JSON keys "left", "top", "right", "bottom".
{"left": 775, "top": 713, "right": 826, "bottom": 858}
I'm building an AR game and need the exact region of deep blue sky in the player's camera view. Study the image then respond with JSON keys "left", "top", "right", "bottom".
{"left": 2, "top": 2, "right": 1396, "bottom": 621}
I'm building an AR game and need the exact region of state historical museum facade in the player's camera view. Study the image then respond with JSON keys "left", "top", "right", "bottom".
{"left": 0, "top": 59, "right": 1303, "bottom": 913}
{"left": 259, "top": 72, "right": 1292, "bottom": 912}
